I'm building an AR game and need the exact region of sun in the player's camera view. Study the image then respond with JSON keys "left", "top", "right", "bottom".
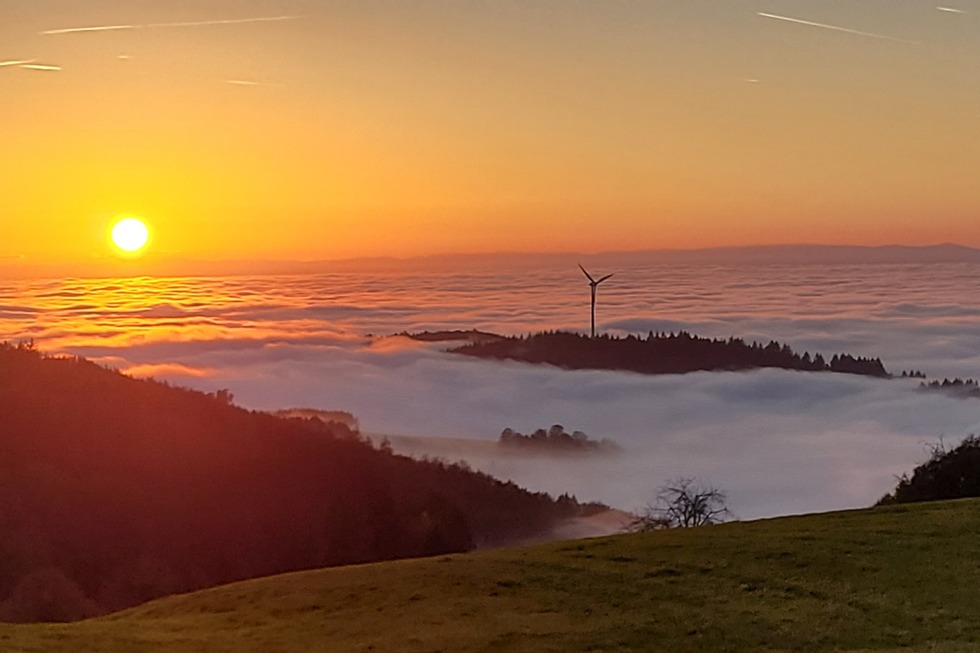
{"left": 110, "top": 217, "right": 150, "bottom": 255}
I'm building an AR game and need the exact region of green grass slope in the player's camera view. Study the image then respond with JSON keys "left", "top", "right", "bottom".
{"left": 4, "top": 500, "right": 980, "bottom": 652}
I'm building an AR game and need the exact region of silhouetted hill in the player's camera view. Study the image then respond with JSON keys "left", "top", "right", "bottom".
{"left": 449, "top": 330, "right": 888, "bottom": 377}
{"left": 0, "top": 342, "right": 597, "bottom": 622}
{"left": 399, "top": 329, "right": 504, "bottom": 345}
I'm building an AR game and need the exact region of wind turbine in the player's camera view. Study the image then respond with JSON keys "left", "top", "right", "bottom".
{"left": 578, "top": 264, "right": 614, "bottom": 338}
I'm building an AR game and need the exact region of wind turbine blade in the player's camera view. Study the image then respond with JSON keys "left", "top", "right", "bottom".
{"left": 578, "top": 263, "right": 596, "bottom": 283}
{"left": 596, "top": 273, "right": 614, "bottom": 284}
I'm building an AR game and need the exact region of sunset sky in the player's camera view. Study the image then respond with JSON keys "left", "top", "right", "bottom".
{"left": 2, "top": 1, "right": 979, "bottom": 268}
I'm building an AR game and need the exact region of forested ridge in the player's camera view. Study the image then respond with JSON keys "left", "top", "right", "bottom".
{"left": 0, "top": 343, "right": 594, "bottom": 622}
{"left": 451, "top": 330, "right": 889, "bottom": 377}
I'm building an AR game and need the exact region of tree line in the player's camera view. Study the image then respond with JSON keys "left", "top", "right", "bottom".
{"left": 499, "top": 424, "right": 619, "bottom": 453}
{"left": 919, "top": 377, "right": 980, "bottom": 398}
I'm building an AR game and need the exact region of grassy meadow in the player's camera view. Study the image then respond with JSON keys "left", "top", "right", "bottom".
{"left": 3, "top": 499, "right": 980, "bottom": 652}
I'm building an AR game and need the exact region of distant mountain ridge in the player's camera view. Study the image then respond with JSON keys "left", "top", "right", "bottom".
{"left": 6, "top": 243, "right": 980, "bottom": 279}
{"left": 608, "top": 243, "right": 980, "bottom": 266}
{"left": 390, "top": 243, "right": 980, "bottom": 270}
{"left": 160, "top": 242, "right": 980, "bottom": 272}
{"left": 126, "top": 243, "right": 980, "bottom": 274}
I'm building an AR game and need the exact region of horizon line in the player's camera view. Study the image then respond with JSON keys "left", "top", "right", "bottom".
{"left": 3, "top": 242, "right": 979, "bottom": 281}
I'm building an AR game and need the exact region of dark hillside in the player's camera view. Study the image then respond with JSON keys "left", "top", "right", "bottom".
{"left": 0, "top": 343, "right": 592, "bottom": 622}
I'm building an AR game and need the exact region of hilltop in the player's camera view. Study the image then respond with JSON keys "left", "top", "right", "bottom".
{"left": 441, "top": 330, "right": 889, "bottom": 377}
{"left": 2, "top": 499, "right": 979, "bottom": 651}
{"left": 0, "top": 342, "right": 599, "bottom": 622}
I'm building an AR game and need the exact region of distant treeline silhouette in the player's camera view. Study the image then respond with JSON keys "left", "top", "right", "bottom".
{"left": 0, "top": 342, "right": 599, "bottom": 623}
{"left": 919, "top": 377, "right": 980, "bottom": 398}
{"left": 499, "top": 425, "right": 619, "bottom": 453}
{"left": 450, "top": 330, "right": 889, "bottom": 377}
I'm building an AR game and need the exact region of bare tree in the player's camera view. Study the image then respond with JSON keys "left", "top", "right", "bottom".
{"left": 630, "top": 477, "right": 731, "bottom": 531}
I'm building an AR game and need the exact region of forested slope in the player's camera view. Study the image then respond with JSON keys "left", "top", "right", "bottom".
{"left": 0, "top": 343, "right": 594, "bottom": 621}
{"left": 451, "top": 330, "right": 889, "bottom": 376}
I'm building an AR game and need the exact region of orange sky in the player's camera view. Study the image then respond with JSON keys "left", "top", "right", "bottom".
{"left": 2, "top": 1, "right": 979, "bottom": 270}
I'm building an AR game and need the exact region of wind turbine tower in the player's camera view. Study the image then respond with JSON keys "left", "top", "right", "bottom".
{"left": 578, "top": 264, "right": 614, "bottom": 338}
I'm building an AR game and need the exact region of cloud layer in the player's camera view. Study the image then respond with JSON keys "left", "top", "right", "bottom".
{"left": 5, "top": 260, "right": 980, "bottom": 519}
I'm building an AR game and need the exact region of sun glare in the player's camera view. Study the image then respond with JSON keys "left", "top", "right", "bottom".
{"left": 111, "top": 217, "right": 150, "bottom": 255}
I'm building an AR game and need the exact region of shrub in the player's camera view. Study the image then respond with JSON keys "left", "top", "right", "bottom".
{"left": 878, "top": 435, "right": 980, "bottom": 505}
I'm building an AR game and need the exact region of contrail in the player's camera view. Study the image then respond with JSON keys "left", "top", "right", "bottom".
{"left": 225, "top": 79, "right": 285, "bottom": 87}
{"left": 147, "top": 15, "right": 301, "bottom": 29}
{"left": 41, "top": 24, "right": 135, "bottom": 35}
{"left": 937, "top": 6, "right": 966, "bottom": 13}
{"left": 19, "top": 64, "right": 62, "bottom": 71}
{"left": 41, "top": 15, "right": 301, "bottom": 35}
{"left": 757, "top": 12, "right": 920, "bottom": 44}
{"left": 0, "top": 59, "right": 61, "bottom": 73}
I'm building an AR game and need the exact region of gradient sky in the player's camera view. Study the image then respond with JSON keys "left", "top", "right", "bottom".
{"left": 2, "top": 1, "right": 979, "bottom": 267}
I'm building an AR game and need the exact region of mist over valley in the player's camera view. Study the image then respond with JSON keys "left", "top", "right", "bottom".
{"left": 6, "top": 254, "right": 980, "bottom": 520}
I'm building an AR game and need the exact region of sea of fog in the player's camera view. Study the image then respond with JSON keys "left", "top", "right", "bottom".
{"left": 5, "top": 260, "right": 980, "bottom": 522}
